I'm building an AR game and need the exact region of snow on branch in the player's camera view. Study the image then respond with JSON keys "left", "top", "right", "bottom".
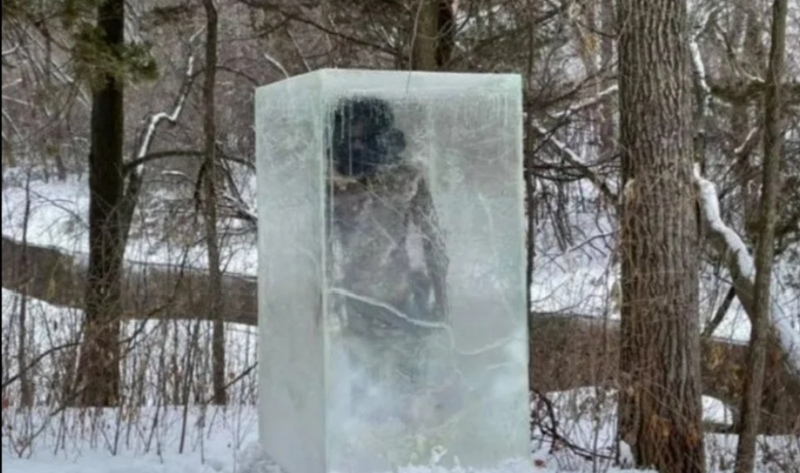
{"left": 734, "top": 127, "right": 759, "bottom": 156}
{"left": 2, "top": 44, "right": 19, "bottom": 57}
{"left": 687, "top": 3, "right": 723, "bottom": 153}
{"left": 2, "top": 78, "right": 22, "bottom": 90}
{"left": 119, "top": 42, "right": 201, "bottom": 238}
{"left": 220, "top": 191, "right": 257, "bottom": 229}
{"left": 694, "top": 165, "right": 755, "bottom": 280}
{"left": 693, "top": 164, "right": 800, "bottom": 376}
{"left": 132, "top": 53, "right": 197, "bottom": 170}
{"left": 689, "top": 3, "right": 717, "bottom": 41}
{"left": 263, "top": 53, "right": 290, "bottom": 78}
{"left": 550, "top": 85, "right": 618, "bottom": 119}
{"left": 689, "top": 39, "right": 711, "bottom": 99}
{"left": 688, "top": 6, "right": 714, "bottom": 135}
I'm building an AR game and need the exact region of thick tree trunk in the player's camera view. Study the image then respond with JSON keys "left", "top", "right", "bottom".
{"left": 410, "top": 0, "right": 453, "bottom": 70}
{"left": 411, "top": 0, "right": 439, "bottom": 71}
{"left": 734, "top": 0, "right": 788, "bottom": 471}
{"left": 74, "top": 0, "right": 125, "bottom": 407}
{"left": 201, "top": 0, "right": 226, "bottom": 406}
{"left": 617, "top": 1, "right": 706, "bottom": 472}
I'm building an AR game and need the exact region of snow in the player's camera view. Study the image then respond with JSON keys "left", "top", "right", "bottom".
{"left": 0, "top": 407, "right": 606, "bottom": 473}
{"left": 703, "top": 396, "right": 735, "bottom": 425}
{"left": 1, "top": 274, "right": 797, "bottom": 472}
{"left": 2, "top": 406, "right": 259, "bottom": 473}
{"left": 1, "top": 391, "right": 795, "bottom": 473}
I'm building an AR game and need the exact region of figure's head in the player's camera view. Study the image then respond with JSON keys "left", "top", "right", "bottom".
{"left": 329, "top": 96, "right": 407, "bottom": 178}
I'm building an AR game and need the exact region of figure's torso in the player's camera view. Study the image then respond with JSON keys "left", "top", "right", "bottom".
{"left": 329, "top": 164, "right": 428, "bottom": 306}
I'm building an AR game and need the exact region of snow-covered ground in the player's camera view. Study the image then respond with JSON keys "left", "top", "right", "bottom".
{"left": 1, "top": 393, "right": 797, "bottom": 473}
{"left": 2, "top": 285, "right": 798, "bottom": 472}
{"left": 0, "top": 405, "right": 552, "bottom": 473}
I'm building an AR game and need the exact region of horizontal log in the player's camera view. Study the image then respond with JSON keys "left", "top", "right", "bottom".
{"left": 529, "top": 312, "right": 800, "bottom": 434}
{"left": 708, "top": 77, "right": 800, "bottom": 105}
{"left": 2, "top": 236, "right": 258, "bottom": 326}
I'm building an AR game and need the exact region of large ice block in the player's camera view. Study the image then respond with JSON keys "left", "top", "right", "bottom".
{"left": 256, "top": 69, "right": 529, "bottom": 473}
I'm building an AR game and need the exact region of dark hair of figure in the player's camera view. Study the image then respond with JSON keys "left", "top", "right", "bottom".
{"left": 330, "top": 96, "right": 407, "bottom": 179}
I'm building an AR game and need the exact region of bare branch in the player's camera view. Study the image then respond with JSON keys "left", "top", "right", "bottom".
{"left": 279, "top": 10, "right": 398, "bottom": 56}
{"left": 532, "top": 122, "right": 618, "bottom": 204}
{"left": 123, "top": 146, "right": 254, "bottom": 175}
{"left": 709, "top": 78, "right": 800, "bottom": 105}
{"left": 263, "top": 52, "right": 290, "bottom": 78}
{"left": 702, "top": 286, "right": 737, "bottom": 339}
{"left": 122, "top": 150, "right": 202, "bottom": 174}
{"left": 281, "top": 20, "right": 311, "bottom": 73}
{"left": 1, "top": 79, "right": 22, "bottom": 90}
{"left": 734, "top": 127, "right": 760, "bottom": 156}
{"left": 1, "top": 44, "right": 20, "bottom": 57}
{"left": 549, "top": 85, "right": 618, "bottom": 119}
{"left": 219, "top": 192, "right": 257, "bottom": 227}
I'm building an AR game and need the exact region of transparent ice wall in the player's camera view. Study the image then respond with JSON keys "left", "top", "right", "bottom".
{"left": 256, "top": 70, "right": 528, "bottom": 473}
{"left": 256, "top": 72, "right": 327, "bottom": 473}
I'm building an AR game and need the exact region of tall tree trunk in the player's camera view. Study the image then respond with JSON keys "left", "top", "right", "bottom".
{"left": 617, "top": 1, "right": 706, "bottom": 472}
{"left": 411, "top": 0, "right": 439, "bottom": 71}
{"left": 733, "top": 0, "right": 788, "bottom": 470}
{"left": 523, "top": 3, "right": 539, "bottom": 362}
{"left": 74, "top": 0, "right": 125, "bottom": 408}
{"left": 18, "top": 171, "right": 34, "bottom": 407}
{"left": 201, "top": 0, "right": 226, "bottom": 406}
{"left": 410, "top": 0, "right": 453, "bottom": 70}
{"left": 738, "top": 11, "right": 766, "bottom": 243}
{"left": 598, "top": 0, "right": 616, "bottom": 161}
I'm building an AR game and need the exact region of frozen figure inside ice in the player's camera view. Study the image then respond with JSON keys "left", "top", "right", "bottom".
{"left": 326, "top": 96, "right": 460, "bottom": 428}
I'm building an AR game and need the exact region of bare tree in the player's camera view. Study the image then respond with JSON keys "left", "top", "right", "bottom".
{"left": 17, "top": 171, "right": 34, "bottom": 407}
{"left": 616, "top": 0, "right": 706, "bottom": 471}
{"left": 199, "top": 0, "right": 226, "bottom": 405}
{"left": 734, "top": 0, "right": 789, "bottom": 471}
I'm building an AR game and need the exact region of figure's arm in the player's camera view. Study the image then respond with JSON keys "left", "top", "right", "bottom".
{"left": 410, "top": 172, "right": 449, "bottom": 322}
